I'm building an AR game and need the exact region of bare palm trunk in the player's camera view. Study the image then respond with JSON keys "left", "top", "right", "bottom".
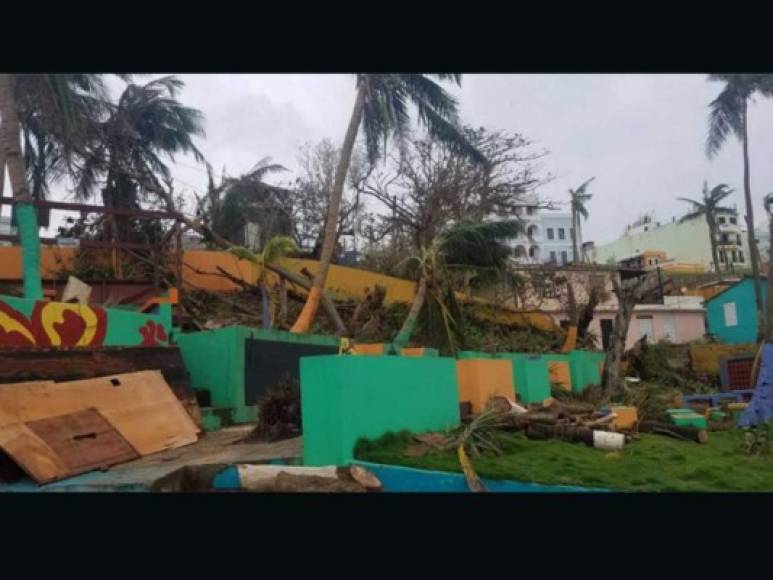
{"left": 0, "top": 121, "right": 6, "bottom": 198}
{"left": 393, "top": 272, "right": 428, "bottom": 348}
{"left": 742, "top": 102, "right": 764, "bottom": 339}
{"left": 278, "top": 277, "right": 288, "bottom": 328}
{"left": 0, "top": 74, "right": 43, "bottom": 300}
{"left": 602, "top": 272, "right": 659, "bottom": 390}
{"left": 290, "top": 86, "right": 367, "bottom": 334}
{"left": 571, "top": 206, "right": 579, "bottom": 263}
{"left": 707, "top": 215, "right": 723, "bottom": 282}
{"left": 259, "top": 278, "right": 272, "bottom": 329}
{"left": 766, "top": 215, "right": 773, "bottom": 342}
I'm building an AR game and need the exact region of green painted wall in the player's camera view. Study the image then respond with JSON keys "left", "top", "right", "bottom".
{"left": 16, "top": 203, "right": 43, "bottom": 300}
{"left": 568, "top": 350, "right": 605, "bottom": 392}
{"left": 705, "top": 278, "right": 766, "bottom": 344}
{"left": 175, "top": 326, "right": 339, "bottom": 410}
{"left": 301, "top": 356, "right": 461, "bottom": 466}
{"left": 493, "top": 353, "right": 550, "bottom": 403}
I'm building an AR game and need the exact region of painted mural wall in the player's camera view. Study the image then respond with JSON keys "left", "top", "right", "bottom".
{"left": 0, "top": 295, "right": 172, "bottom": 348}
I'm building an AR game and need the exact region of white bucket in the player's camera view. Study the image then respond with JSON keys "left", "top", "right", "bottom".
{"left": 593, "top": 430, "right": 625, "bottom": 450}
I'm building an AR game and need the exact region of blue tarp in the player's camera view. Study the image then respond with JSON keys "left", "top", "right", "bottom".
{"left": 739, "top": 344, "right": 773, "bottom": 427}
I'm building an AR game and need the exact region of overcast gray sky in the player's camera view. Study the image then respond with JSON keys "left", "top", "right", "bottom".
{"left": 8, "top": 74, "right": 773, "bottom": 244}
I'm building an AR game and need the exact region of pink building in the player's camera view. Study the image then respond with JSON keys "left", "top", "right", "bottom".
{"left": 553, "top": 296, "right": 706, "bottom": 350}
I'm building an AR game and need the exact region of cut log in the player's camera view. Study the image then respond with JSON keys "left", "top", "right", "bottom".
{"left": 273, "top": 472, "right": 366, "bottom": 493}
{"left": 550, "top": 401, "right": 597, "bottom": 416}
{"left": 638, "top": 420, "right": 708, "bottom": 444}
{"left": 526, "top": 422, "right": 596, "bottom": 446}
{"left": 235, "top": 464, "right": 339, "bottom": 490}
{"left": 348, "top": 464, "right": 383, "bottom": 492}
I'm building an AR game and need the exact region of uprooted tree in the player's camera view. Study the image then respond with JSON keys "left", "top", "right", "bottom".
{"left": 601, "top": 270, "right": 661, "bottom": 390}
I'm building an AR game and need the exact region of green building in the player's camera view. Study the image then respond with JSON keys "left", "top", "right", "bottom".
{"left": 590, "top": 212, "right": 749, "bottom": 271}
{"left": 705, "top": 276, "right": 767, "bottom": 344}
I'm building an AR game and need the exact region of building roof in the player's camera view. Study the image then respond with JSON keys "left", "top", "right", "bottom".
{"left": 704, "top": 274, "right": 768, "bottom": 304}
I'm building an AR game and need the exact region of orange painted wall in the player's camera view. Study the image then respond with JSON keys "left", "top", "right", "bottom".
{"left": 0, "top": 246, "right": 559, "bottom": 332}
{"left": 548, "top": 360, "right": 572, "bottom": 391}
{"left": 456, "top": 359, "right": 516, "bottom": 414}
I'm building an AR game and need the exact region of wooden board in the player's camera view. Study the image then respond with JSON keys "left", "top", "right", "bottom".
{"left": 0, "top": 408, "right": 139, "bottom": 484}
{"left": 0, "top": 347, "right": 202, "bottom": 429}
{"left": 0, "top": 371, "right": 200, "bottom": 457}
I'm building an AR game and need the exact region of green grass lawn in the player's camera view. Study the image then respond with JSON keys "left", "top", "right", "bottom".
{"left": 355, "top": 430, "right": 773, "bottom": 492}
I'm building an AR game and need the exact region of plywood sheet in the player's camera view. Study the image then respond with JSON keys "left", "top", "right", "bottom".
{"left": 0, "top": 347, "right": 202, "bottom": 429}
{"left": 0, "top": 408, "right": 139, "bottom": 484}
{"left": 0, "top": 371, "right": 200, "bottom": 456}
{"left": 0, "top": 423, "right": 70, "bottom": 483}
{"left": 25, "top": 409, "right": 138, "bottom": 476}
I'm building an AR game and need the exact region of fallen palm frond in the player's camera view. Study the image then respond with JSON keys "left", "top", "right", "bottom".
{"left": 446, "top": 406, "right": 509, "bottom": 457}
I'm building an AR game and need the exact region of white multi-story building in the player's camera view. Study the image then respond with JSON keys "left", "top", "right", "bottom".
{"left": 540, "top": 212, "right": 574, "bottom": 265}
{"left": 504, "top": 198, "right": 574, "bottom": 265}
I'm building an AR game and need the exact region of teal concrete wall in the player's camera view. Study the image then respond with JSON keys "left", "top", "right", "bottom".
{"left": 301, "top": 356, "right": 461, "bottom": 466}
{"left": 175, "top": 326, "right": 339, "bottom": 410}
{"left": 705, "top": 278, "right": 766, "bottom": 344}
{"left": 493, "top": 353, "right": 550, "bottom": 403}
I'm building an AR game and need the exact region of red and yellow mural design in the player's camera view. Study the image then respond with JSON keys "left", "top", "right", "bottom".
{"left": 0, "top": 301, "right": 107, "bottom": 348}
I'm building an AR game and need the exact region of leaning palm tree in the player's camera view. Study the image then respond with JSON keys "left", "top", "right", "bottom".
{"left": 392, "top": 219, "right": 522, "bottom": 352}
{"left": 706, "top": 74, "right": 773, "bottom": 335}
{"left": 74, "top": 75, "right": 205, "bottom": 241}
{"left": 0, "top": 73, "right": 119, "bottom": 299}
{"left": 678, "top": 182, "right": 735, "bottom": 280}
{"left": 569, "top": 177, "right": 594, "bottom": 263}
{"left": 289, "top": 74, "right": 487, "bottom": 334}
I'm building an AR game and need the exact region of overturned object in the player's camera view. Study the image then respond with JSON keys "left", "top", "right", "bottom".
{"left": 232, "top": 464, "right": 382, "bottom": 492}
{"left": 525, "top": 422, "right": 625, "bottom": 450}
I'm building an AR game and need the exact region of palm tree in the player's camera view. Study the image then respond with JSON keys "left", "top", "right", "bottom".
{"left": 289, "top": 74, "right": 487, "bottom": 334}
{"left": 256, "top": 235, "right": 300, "bottom": 329}
{"left": 392, "top": 219, "right": 521, "bottom": 352}
{"left": 0, "top": 73, "right": 118, "bottom": 299}
{"left": 677, "top": 182, "right": 735, "bottom": 280}
{"left": 74, "top": 76, "right": 205, "bottom": 241}
{"left": 196, "top": 158, "right": 291, "bottom": 248}
{"left": 706, "top": 73, "right": 773, "bottom": 335}
{"left": 569, "top": 177, "right": 594, "bottom": 263}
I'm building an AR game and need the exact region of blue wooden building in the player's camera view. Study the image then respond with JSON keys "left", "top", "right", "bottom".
{"left": 705, "top": 276, "right": 767, "bottom": 344}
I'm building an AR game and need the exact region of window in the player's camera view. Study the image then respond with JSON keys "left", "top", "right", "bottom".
{"left": 737, "top": 234, "right": 742, "bottom": 245}
{"left": 547, "top": 228, "right": 554, "bottom": 240}
{"left": 560, "top": 251, "right": 568, "bottom": 264}
{"left": 721, "top": 233, "right": 730, "bottom": 243}
{"left": 558, "top": 228, "right": 565, "bottom": 240}
{"left": 724, "top": 302, "right": 738, "bottom": 327}
{"left": 526, "top": 207, "right": 534, "bottom": 216}
{"left": 637, "top": 316, "right": 654, "bottom": 340}
{"left": 731, "top": 250, "right": 738, "bottom": 262}
{"left": 718, "top": 216, "right": 726, "bottom": 224}
{"left": 730, "top": 217, "right": 737, "bottom": 225}
{"left": 739, "top": 250, "right": 745, "bottom": 263}
{"left": 720, "top": 250, "right": 727, "bottom": 263}
{"left": 549, "top": 251, "right": 557, "bottom": 264}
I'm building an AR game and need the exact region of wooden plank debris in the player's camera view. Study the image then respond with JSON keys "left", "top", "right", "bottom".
{"left": 0, "top": 408, "right": 139, "bottom": 484}
{"left": 0, "top": 370, "right": 200, "bottom": 457}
